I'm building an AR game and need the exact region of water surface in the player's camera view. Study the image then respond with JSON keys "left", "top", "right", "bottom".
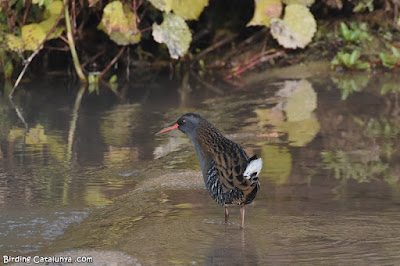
{"left": 1, "top": 65, "right": 400, "bottom": 264}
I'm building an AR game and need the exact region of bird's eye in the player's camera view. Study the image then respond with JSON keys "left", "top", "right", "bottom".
{"left": 181, "top": 119, "right": 186, "bottom": 124}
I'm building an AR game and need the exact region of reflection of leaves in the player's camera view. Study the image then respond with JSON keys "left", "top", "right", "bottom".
{"left": 104, "top": 147, "right": 139, "bottom": 167}
{"left": 282, "top": 79, "right": 317, "bottom": 122}
{"left": 8, "top": 128, "right": 25, "bottom": 142}
{"left": 26, "top": 124, "right": 47, "bottom": 145}
{"left": 275, "top": 79, "right": 320, "bottom": 146}
{"left": 331, "top": 74, "right": 370, "bottom": 100}
{"left": 8, "top": 124, "right": 67, "bottom": 162}
{"left": 152, "top": 13, "right": 192, "bottom": 59}
{"left": 281, "top": 116, "right": 320, "bottom": 147}
{"left": 47, "top": 135, "right": 67, "bottom": 163}
{"left": 261, "top": 145, "right": 292, "bottom": 184}
{"left": 101, "top": 104, "right": 142, "bottom": 146}
{"left": 362, "top": 117, "right": 400, "bottom": 159}
{"left": 380, "top": 82, "right": 400, "bottom": 95}
{"left": 254, "top": 107, "right": 284, "bottom": 128}
{"left": 364, "top": 118, "right": 400, "bottom": 139}
{"left": 321, "top": 150, "right": 389, "bottom": 183}
{"left": 256, "top": 79, "right": 320, "bottom": 147}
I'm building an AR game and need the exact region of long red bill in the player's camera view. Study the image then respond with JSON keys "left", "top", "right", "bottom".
{"left": 155, "top": 123, "right": 179, "bottom": 135}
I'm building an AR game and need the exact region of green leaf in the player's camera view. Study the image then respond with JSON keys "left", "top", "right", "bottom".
{"left": 33, "top": 0, "right": 51, "bottom": 7}
{"left": 109, "top": 74, "right": 118, "bottom": 83}
{"left": 44, "top": 0, "right": 63, "bottom": 17}
{"left": 392, "top": 46, "right": 400, "bottom": 57}
{"left": 4, "top": 60, "right": 14, "bottom": 79}
{"left": 98, "top": 1, "right": 141, "bottom": 45}
{"left": 349, "top": 50, "right": 360, "bottom": 65}
{"left": 282, "top": 0, "right": 314, "bottom": 6}
{"left": 148, "top": 0, "right": 209, "bottom": 20}
{"left": 172, "top": 0, "right": 209, "bottom": 20}
{"left": 340, "top": 22, "right": 350, "bottom": 39}
{"left": 380, "top": 53, "right": 397, "bottom": 69}
{"left": 6, "top": 34, "right": 23, "bottom": 52}
{"left": 247, "top": 0, "right": 282, "bottom": 27}
{"left": 147, "top": 0, "right": 173, "bottom": 12}
{"left": 21, "top": 24, "right": 46, "bottom": 51}
{"left": 39, "top": 18, "right": 64, "bottom": 39}
{"left": 270, "top": 4, "right": 316, "bottom": 49}
{"left": 152, "top": 13, "right": 192, "bottom": 59}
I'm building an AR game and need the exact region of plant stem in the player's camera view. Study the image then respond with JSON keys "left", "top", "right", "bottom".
{"left": 10, "top": 0, "right": 69, "bottom": 98}
{"left": 63, "top": 0, "right": 87, "bottom": 83}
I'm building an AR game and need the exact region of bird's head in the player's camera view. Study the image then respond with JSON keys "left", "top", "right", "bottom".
{"left": 156, "top": 113, "right": 202, "bottom": 139}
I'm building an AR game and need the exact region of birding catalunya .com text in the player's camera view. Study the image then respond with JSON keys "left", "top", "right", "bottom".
{"left": 3, "top": 255, "right": 93, "bottom": 264}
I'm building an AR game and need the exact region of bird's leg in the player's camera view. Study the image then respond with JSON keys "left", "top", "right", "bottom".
{"left": 224, "top": 207, "right": 229, "bottom": 223}
{"left": 240, "top": 204, "right": 245, "bottom": 229}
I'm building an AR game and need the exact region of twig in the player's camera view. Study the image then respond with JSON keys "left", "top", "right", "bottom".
{"left": 99, "top": 46, "right": 127, "bottom": 79}
{"left": 71, "top": 0, "right": 76, "bottom": 34}
{"left": 193, "top": 35, "right": 236, "bottom": 62}
{"left": 133, "top": 0, "right": 138, "bottom": 25}
{"left": 58, "top": 34, "right": 69, "bottom": 44}
{"left": 224, "top": 49, "right": 285, "bottom": 80}
{"left": 9, "top": 0, "right": 69, "bottom": 99}
{"left": 67, "top": 85, "right": 85, "bottom": 164}
{"left": 81, "top": 50, "right": 105, "bottom": 69}
{"left": 64, "top": 0, "right": 87, "bottom": 83}
{"left": 221, "top": 28, "right": 268, "bottom": 62}
{"left": 9, "top": 97, "right": 28, "bottom": 129}
{"left": 141, "top": 26, "right": 152, "bottom": 32}
{"left": 136, "top": 0, "right": 143, "bottom": 10}
{"left": 22, "top": 0, "right": 31, "bottom": 25}
{"left": 100, "top": 79, "right": 123, "bottom": 99}
{"left": 139, "top": 4, "right": 149, "bottom": 23}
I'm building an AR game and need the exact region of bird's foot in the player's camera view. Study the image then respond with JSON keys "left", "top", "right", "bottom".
{"left": 240, "top": 205, "right": 245, "bottom": 229}
{"left": 224, "top": 207, "right": 229, "bottom": 223}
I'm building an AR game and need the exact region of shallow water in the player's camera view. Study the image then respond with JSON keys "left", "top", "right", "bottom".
{"left": 1, "top": 64, "right": 400, "bottom": 264}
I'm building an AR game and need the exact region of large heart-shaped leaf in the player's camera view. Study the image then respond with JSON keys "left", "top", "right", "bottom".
{"left": 98, "top": 1, "right": 141, "bottom": 45}
{"left": 152, "top": 13, "right": 192, "bottom": 59}
{"left": 247, "top": 0, "right": 282, "bottom": 27}
{"left": 270, "top": 4, "right": 316, "bottom": 49}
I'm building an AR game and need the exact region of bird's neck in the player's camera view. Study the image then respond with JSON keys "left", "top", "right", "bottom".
{"left": 190, "top": 123, "right": 223, "bottom": 183}
{"left": 192, "top": 138, "right": 212, "bottom": 182}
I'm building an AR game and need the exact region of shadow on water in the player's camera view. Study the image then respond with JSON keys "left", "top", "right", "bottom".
{"left": 2, "top": 64, "right": 400, "bottom": 264}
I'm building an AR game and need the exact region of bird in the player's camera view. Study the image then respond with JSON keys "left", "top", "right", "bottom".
{"left": 156, "top": 113, "right": 262, "bottom": 229}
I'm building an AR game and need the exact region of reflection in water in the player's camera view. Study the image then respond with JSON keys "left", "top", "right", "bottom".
{"left": 255, "top": 79, "right": 320, "bottom": 148}
{"left": 206, "top": 229, "right": 258, "bottom": 265}
{"left": 1, "top": 71, "right": 400, "bottom": 263}
{"left": 332, "top": 73, "right": 370, "bottom": 100}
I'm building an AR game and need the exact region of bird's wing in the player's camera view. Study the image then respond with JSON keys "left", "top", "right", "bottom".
{"left": 211, "top": 141, "right": 253, "bottom": 192}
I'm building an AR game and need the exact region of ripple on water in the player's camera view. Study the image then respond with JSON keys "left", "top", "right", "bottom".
{"left": 0, "top": 208, "right": 90, "bottom": 254}
{"left": 253, "top": 211, "right": 400, "bottom": 264}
